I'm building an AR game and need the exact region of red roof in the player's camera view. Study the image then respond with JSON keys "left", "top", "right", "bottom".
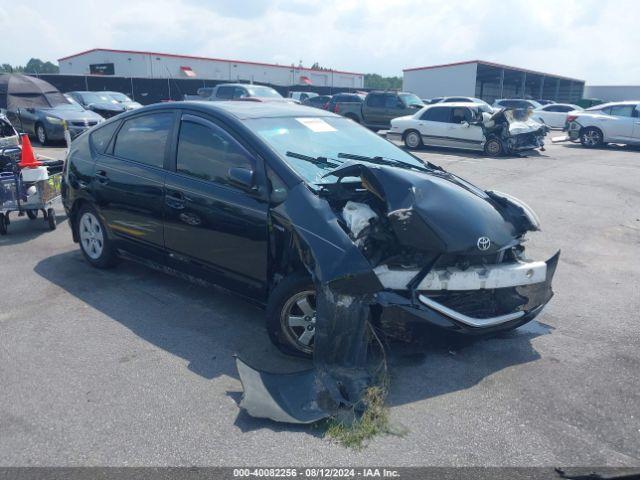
{"left": 58, "top": 48, "right": 364, "bottom": 76}
{"left": 403, "top": 60, "right": 583, "bottom": 82}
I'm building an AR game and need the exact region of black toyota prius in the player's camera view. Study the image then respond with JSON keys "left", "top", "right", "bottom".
{"left": 62, "top": 101, "right": 558, "bottom": 357}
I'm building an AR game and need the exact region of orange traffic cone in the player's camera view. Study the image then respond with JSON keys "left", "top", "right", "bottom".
{"left": 19, "top": 134, "right": 42, "bottom": 168}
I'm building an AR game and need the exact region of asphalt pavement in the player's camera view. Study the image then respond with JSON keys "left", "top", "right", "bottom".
{"left": 0, "top": 139, "right": 638, "bottom": 466}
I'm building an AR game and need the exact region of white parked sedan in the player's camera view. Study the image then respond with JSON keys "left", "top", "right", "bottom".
{"left": 532, "top": 103, "right": 583, "bottom": 129}
{"left": 566, "top": 101, "right": 640, "bottom": 147}
{"left": 387, "top": 102, "right": 547, "bottom": 156}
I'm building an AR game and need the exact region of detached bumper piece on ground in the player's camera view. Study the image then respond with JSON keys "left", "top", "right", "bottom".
{"left": 237, "top": 163, "right": 559, "bottom": 424}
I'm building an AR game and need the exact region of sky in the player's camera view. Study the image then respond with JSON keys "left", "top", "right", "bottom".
{"left": 1, "top": 0, "right": 639, "bottom": 85}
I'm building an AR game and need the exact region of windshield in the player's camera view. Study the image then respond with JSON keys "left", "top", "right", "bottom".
{"left": 81, "top": 92, "right": 117, "bottom": 104}
{"left": 399, "top": 93, "right": 424, "bottom": 107}
{"left": 106, "top": 92, "right": 132, "bottom": 102}
{"left": 247, "top": 86, "right": 283, "bottom": 99}
{"left": 46, "top": 103, "right": 85, "bottom": 112}
{"left": 246, "top": 116, "right": 427, "bottom": 185}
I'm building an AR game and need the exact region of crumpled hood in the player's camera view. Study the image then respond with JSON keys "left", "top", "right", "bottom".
{"left": 88, "top": 102, "right": 125, "bottom": 112}
{"left": 508, "top": 117, "right": 544, "bottom": 135}
{"left": 328, "top": 163, "right": 520, "bottom": 255}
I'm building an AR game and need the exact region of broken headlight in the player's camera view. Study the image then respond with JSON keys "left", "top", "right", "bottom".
{"left": 488, "top": 190, "right": 541, "bottom": 231}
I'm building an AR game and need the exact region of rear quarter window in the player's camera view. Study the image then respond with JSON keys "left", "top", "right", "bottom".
{"left": 90, "top": 121, "right": 120, "bottom": 154}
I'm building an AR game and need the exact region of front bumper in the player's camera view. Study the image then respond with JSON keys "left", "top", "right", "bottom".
{"left": 375, "top": 252, "right": 559, "bottom": 334}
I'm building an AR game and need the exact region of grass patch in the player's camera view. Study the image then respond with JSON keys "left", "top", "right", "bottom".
{"left": 324, "top": 384, "right": 391, "bottom": 449}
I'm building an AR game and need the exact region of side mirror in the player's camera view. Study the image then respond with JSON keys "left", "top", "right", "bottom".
{"left": 228, "top": 167, "right": 255, "bottom": 190}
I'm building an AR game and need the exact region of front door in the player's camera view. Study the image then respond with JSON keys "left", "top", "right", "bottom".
{"left": 92, "top": 111, "right": 174, "bottom": 259}
{"left": 444, "top": 107, "right": 485, "bottom": 150}
{"left": 163, "top": 113, "right": 269, "bottom": 299}
{"left": 363, "top": 93, "right": 388, "bottom": 127}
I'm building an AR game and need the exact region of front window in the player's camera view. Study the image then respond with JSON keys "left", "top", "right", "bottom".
{"left": 246, "top": 116, "right": 426, "bottom": 185}
{"left": 398, "top": 93, "right": 424, "bottom": 107}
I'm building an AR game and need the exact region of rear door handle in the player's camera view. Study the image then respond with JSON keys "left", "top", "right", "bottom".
{"left": 94, "top": 170, "right": 108, "bottom": 184}
{"left": 165, "top": 190, "right": 187, "bottom": 210}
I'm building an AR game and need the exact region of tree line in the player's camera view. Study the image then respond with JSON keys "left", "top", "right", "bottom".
{"left": 0, "top": 58, "right": 59, "bottom": 74}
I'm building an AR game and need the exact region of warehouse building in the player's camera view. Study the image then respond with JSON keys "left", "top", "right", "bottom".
{"left": 58, "top": 48, "right": 364, "bottom": 88}
{"left": 584, "top": 85, "right": 640, "bottom": 102}
{"left": 403, "top": 60, "right": 584, "bottom": 104}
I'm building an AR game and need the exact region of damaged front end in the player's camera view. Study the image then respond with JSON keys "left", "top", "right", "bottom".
{"left": 483, "top": 108, "right": 548, "bottom": 154}
{"left": 237, "top": 160, "right": 558, "bottom": 425}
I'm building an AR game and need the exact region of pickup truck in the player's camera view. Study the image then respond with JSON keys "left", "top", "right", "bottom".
{"left": 335, "top": 91, "right": 424, "bottom": 130}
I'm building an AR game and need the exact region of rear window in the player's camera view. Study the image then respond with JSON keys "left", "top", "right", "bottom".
{"left": 421, "top": 106, "right": 450, "bottom": 122}
{"left": 366, "top": 94, "right": 385, "bottom": 107}
{"left": 113, "top": 113, "right": 173, "bottom": 168}
{"left": 216, "top": 86, "right": 235, "bottom": 99}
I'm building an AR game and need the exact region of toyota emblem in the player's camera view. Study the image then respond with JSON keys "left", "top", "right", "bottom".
{"left": 477, "top": 236, "right": 491, "bottom": 251}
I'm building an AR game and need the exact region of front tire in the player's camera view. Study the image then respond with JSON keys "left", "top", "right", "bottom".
{"left": 580, "top": 127, "right": 603, "bottom": 148}
{"left": 26, "top": 209, "right": 38, "bottom": 220}
{"left": 35, "top": 123, "right": 48, "bottom": 146}
{"left": 484, "top": 137, "right": 503, "bottom": 156}
{"left": 76, "top": 205, "right": 117, "bottom": 268}
{"left": 404, "top": 129, "right": 423, "bottom": 149}
{"left": 266, "top": 273, "right": 316, "bottom": 357}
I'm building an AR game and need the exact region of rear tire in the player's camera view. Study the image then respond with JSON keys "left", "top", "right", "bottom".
{"left": 404, "top": 129, "right": 423, "bottom": 149}
{"left": 345, "top": 114, "right": 360, "bottom": 123}
{"left": 580, "top": 127, "right": 603, "bottom": 147}
{"left": 266, "top": 273, "right": 316, "bottom": 358}
{"left": 76, "top": 205, "right": 117, "bottom": 268}
{"left": 0, "top": 214, "right": 7, "bottom": 235}
{"left": 484, "top": 137, "right": 503, "bottom": 156}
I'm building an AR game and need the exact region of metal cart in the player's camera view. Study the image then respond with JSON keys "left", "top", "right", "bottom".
{"left": 0, "top": 172, "right": 62, "bottom": 235}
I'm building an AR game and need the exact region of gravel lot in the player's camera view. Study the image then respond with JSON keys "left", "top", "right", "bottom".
{"left": 1, "top": 139, "right": 639, "bottom": 466}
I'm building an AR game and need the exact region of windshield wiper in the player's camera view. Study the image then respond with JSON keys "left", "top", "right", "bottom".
{"left": 285, "top": 151, "right": 342, "bottom": 169}
{"left": 337, "top": 152, "right": 430, "bottom": 173}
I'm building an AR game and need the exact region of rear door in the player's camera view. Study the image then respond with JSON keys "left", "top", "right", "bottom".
{"left": 416, "top": 106, "right": 451, "bottom": 146}
{"left": 632, "top": 104, "right": 640, "bottom": 142}
{"left": 92, "top": 110, "right": 175, "bottom": 260}
{"left": 163, "top": 113, "right": 269, "bottom": 298}
{"left": 602, "top": 104, "right": 635, "bottom": 141}
{"left": 363, "top": 93, "right": 387, "bottom": 126}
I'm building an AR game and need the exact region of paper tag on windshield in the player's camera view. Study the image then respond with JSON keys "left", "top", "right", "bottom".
{"left": 296, "top": 117, "right": 336, "bottom": 132}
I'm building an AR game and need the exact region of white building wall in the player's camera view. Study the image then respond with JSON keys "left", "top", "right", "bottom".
{"left": 584, "top": 85, "right": 640, "bottom": 102}
{"left": 402, "top": 63, "right": 478, "bottom": 99}
{"left": 58, "top": 50, "right": 364, "bottom": 88}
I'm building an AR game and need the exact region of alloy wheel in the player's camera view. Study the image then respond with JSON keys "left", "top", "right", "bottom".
{"left": 36, "top": 126, "right": 47, "bottom": 144}
{"left": 280, "top": 290, "right": 316, "bottom": 354}
{"left": 79, "top": 212, "right": 105, "bottom": 260}
{"left": 582, "top": 130, "right": 601, "bottom": 146}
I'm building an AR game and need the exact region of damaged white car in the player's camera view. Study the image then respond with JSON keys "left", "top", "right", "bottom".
{"left": 387, "top": 102, "right": 548, "bottom": 156}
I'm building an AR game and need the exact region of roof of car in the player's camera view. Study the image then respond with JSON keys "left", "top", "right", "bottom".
{"left": 138, "top": 100, "right": 341, "bottom": 120}
{"left": 588, "top": 100, "right": 640, "bottom": 109}
{"left": 424, "top": 101, "right": 486, "bottom": 108}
